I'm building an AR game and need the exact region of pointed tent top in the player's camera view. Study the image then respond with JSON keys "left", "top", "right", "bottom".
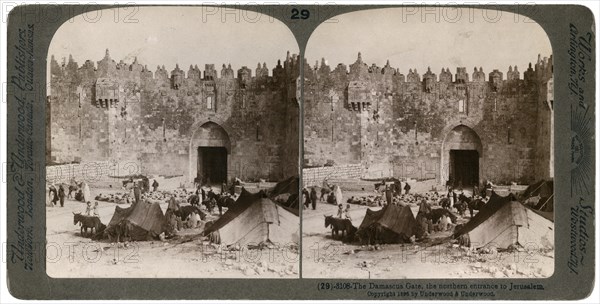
{"left": 441, "top": 68, "right": 446, "bottom": 73}
{"left": 263, "top": 62, "right": 267, "bottom": 68}
{"left": 509, "top": 66, "right": 513, "bottom": 72}
{"left": 195, "top": 64, "right": 199, "bottom": 69}
{"left": 537, "top": 54, "right": 541, "bottom": 63}
{"left": 175, "top": 63, "right": 179, "bottom": 69}
{"left": 104, "top": 48, "right": 110, "bottom": 59}
{"left": 514, "top": 65, "right": 518, "bottom": 71}
{"left": 386, "top": 59, "right": 390, "bottom": 66}
{"left": 162, "top": 65, "right": 166, "bottom": 69}
{"left": 321, "top": 57, "right": 326, "bottom": 66}
{"left": 357, "top": 52, "right": 362, "bottom": 63}
{"left": 277, "top": 59, "right": 281, "bottom": 66}
{"left": 474, "top": 67, "right": 478, "bottom": 72}
{"left": 156, "top": 65, "right": 161, "bottom": 70}
{"left": 228, "top": 63, "right": 231, "bottom": 69}
{"left": 409, "top": 68, "right": 412, "bottom": 73}
{"left": 427, "top": 66, "right": 431, "bottom": 72}
{"left": 529, "top": 62, "right": 532, "bottom": 68}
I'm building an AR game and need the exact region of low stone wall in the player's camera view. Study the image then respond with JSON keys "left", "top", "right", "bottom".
{"left": 46, "top": 160, "right": 142, "bottom": 184}
{"left": 302, "top": 164, "right": 362, "bottom": 187}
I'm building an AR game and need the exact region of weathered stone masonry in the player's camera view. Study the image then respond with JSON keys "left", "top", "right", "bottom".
{"left": 304, "top": 53, "right": 553, "bottom": 186}
{"left": 48, "top": 50, "right": 300, "bottom": 183}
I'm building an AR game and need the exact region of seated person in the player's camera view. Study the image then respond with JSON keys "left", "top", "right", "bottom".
{"left": 75, "top": 190, "right": 84, "bottom": 202}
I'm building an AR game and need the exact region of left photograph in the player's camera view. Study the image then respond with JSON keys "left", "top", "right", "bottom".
{"left": 45, "top": 6, "right": 300, "bottom": 278}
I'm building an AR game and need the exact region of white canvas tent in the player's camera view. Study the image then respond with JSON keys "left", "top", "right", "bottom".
{"left": 218, "top": 198, "right": 298, "bottom": 245}
{"left": 455, "top": 192, "right": 554, "bottom": 250}
{"left": 204, "top": 189, "right": 299, "bottom": 246}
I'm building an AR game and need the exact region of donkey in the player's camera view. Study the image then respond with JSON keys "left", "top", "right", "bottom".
{"left": 73, "top": 212, "right": 102, "bottom": 237}
{"left": 324, "top": 215, "right": 354, "bottom": 240}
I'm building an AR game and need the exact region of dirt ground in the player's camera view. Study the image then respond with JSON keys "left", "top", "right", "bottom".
{"left": 45, "top": 184, "right": 299, "bottom": 278}
{"left": 301, "top": 190, "right": 554, "bottom": 279}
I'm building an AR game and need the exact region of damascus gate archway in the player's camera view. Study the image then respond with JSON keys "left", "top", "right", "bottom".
{"left": 441, "top": 125, "right": 483, "bottom": 188}
{"left": 189, "top": 122, "right": 231, "bottom": 185}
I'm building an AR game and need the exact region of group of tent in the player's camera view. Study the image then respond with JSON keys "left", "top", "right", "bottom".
{"left": 98, "top": 177, "right": 552, "bottom": 250}
{"left": 102, "top": 177, "right": 299, "bottom": 246}
{"left": 355, "top": 179, "right": 554, "bottom": 250}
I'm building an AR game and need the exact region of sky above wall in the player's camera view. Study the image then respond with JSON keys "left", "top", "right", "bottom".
{"left": 48, "top": 6, "right": 299, "bottom": 73}
{"left": 306, "top": 7, "right": 553, "bottom": 75}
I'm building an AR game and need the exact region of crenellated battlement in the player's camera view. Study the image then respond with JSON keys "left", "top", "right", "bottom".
{"left": 306, "top": 52, "right": 553, "bottom": 87}
{"left": 50, "top": 48, "right": 301, "bottom": 87}
{"left": 302, "top": 52, "right": 553, "bottom": 112}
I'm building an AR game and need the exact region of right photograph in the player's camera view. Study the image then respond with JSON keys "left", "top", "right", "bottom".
{"left": 302, "top": 7, "right": 554, "bottom": 279}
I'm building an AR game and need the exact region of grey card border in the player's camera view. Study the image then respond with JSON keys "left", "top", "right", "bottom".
{"left": 5, "top": 3, "right": 596, "bottom": 300}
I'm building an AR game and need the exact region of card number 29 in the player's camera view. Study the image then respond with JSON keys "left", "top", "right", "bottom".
{"left": 291, "top": 8, "right": 310, "bottom": 19}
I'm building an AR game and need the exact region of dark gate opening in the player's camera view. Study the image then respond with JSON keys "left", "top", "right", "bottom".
{"left": 449, "top": 150, "right": 479, "bottom": 188}
{"left": 197, "top": 147, "right": 228, "bottom": 184}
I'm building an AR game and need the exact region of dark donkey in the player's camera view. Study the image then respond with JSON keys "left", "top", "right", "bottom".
{"left": 73, "top": 212, "right": 102, "bottom": 237}
{"left": 206, "top": 192, "right": 236, "bottom": 216}
{"left": 216, "top": 194, "right": 236, "bottom": 215}
{"left": 324, "top": 215, "right": 354, "bottom": 240}
{"left": 454, "top": 194, "right": 470, "bottom": 216}
{"left": 202, "top": 190, "right": 219, "bottom": 214}
{"left": 467, "top": 197, "right": 486, "bottom": 218}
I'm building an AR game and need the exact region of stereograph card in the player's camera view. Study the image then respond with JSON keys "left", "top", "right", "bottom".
{"left": 3, "top": 2, "right": 596, "bottom": 301}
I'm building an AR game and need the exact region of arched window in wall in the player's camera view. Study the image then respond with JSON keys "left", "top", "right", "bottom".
{"left": 458, "top": 99, "right": 465, "bottom": 113}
